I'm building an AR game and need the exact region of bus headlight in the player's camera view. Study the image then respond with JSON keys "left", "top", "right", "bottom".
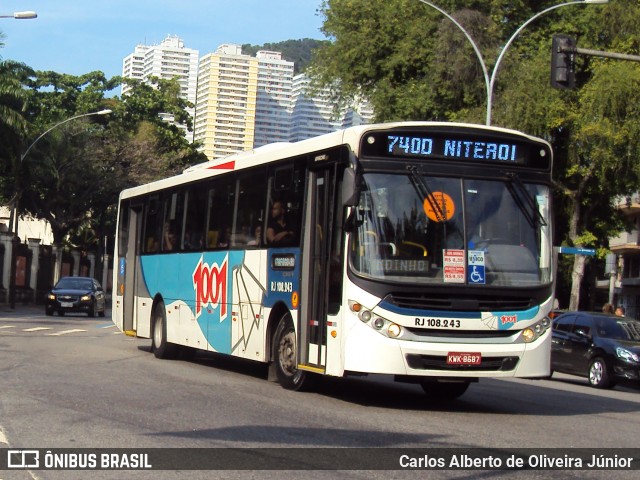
{"left": 388, "top": 323, "right": 401, "bottom": 338}
{"left": 521, "top": 317, "right": 552, "bottom": 343}
{"left": 349, "top": 300, "right": 403, "bottom": 338}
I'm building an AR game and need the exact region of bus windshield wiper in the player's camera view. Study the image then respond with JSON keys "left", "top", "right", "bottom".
{"left": 503, "top": 172, "right": 547, "bottom": 228}
{"left": 407, "top": 166, "right": 446, "bottom": 222}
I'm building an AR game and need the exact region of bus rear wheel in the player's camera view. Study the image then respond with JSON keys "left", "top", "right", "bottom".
{"left": 420, "top": 380, "right": 470, "bottom": 400}
{"left": 152, "top": 301, "right": 176, "bottom": 359}
{"left": 274, "top": 313, "right": 308, "bottom": 391}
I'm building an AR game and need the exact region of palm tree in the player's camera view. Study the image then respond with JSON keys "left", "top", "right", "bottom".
{"left": 0, "top": 59, "right": 33, "bottom": 205}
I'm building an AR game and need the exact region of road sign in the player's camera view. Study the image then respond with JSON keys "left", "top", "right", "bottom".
{"left": 558, "top": 246, "right": 596, "bottom": 256}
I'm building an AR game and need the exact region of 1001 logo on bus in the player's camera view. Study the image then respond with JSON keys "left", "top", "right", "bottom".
{"left": 192, "top": 255, "right": 228, "bottom": 320}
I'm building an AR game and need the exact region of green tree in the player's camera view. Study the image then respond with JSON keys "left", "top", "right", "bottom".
{"left": 18, "top": 71, "right": 205, "bottom": 252}
{"left": 0, "top": 60, "right": 33, "bottom": 207}
{"left": 311, "top": 0, "right": 640, "bottom": 310}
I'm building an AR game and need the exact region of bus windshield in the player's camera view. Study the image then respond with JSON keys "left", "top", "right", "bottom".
{"left": 349, "top": 171, "right": 552, "bottom": 287}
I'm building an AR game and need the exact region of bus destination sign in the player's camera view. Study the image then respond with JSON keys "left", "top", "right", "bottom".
{"left": 360, "top": 130, "right": 551, "bottom": 169}
{"left": 388, "top": 135, "right": 517, "bottom": 162}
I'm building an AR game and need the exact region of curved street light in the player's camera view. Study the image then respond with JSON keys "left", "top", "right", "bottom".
{"left": 8, "top": 109, "right": 112, "bottom": 309}
{"left": 416, "top": 0, "right": 608, "bottom": 125}
{"left": 0, "top": 11, "right": 38, "bottom": 19}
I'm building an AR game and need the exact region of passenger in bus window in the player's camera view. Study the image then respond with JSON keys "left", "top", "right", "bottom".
{"left": 217, "top": 227, "right": 232, "bottom": 248}
{"left": 163, "top": 222, "right": 177, "bottom": 251}
{"left": 184, "top": 231, "right": 204, "bottom": 251}
{"left": 247, "top": 226, "right": 263, "bottom": 247}
{"left": 267, "top": 200, "right": 295, "bottom": 246}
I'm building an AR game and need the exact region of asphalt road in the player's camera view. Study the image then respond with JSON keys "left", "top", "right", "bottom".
{"left": 1, "top": 307, "right": 639, "bottom": 480}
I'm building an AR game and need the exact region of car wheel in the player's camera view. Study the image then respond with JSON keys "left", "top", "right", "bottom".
{"left": 152, "top": 301, "right": 176, "bottom": 359}
{"left": 88, "top": 300, "right": 96, "bottom": 317}
{"left": 588, "top": 357, "right": 613, "bottom": 389}
{"left": 273, "top": 312, "right": 309, "bottom": 391}
{"left": 99, "top": 299, "right": 106, "bottom": 317}
{"left": 45, "top": 308, "right": 53, "bottom": 316}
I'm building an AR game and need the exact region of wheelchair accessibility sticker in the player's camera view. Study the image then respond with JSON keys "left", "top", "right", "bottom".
{"left": 468, "top": 250, "right": 485, "bottom": 284}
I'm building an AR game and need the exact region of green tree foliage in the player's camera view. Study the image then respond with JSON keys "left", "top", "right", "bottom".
{"left": 15, "top": 71, "right": 205, "bottom": 251}
{"left": 0, "top": 60, "right": 33, "bottom": 202}
{"left": 312, "top": 0, "right": 640, "bottom": 309}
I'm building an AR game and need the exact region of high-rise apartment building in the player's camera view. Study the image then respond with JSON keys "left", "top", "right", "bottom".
{"left": 121, "top": 35, "right": 199, "bottom": 137}
{"left": 289, "top": 74, "right": 374, "bottom": 142}
{"left": 193, "top": 44, "right": 258, "bottom": 159}
{"left": 121, "top": 39, "right": 373, "bottom": 158}
{"left": 253, "top": 51, "right": 294, "bottom": 148}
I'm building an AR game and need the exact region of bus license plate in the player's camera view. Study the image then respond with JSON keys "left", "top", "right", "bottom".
{"left": 447, "top": 352, "right": 481, "bottom": 365}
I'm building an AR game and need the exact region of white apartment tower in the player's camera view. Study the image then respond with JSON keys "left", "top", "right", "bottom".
{"left": 289, "top": 74, "right": 373, "bottom": 142}
{"left": 121, "top": 35, "right": 199, "bottom": 136}
{"left": 253, "top": 51, "right": 294, "bottom": 148}
{"left": 194, "top": 44, "right": 258, "bottom": 159}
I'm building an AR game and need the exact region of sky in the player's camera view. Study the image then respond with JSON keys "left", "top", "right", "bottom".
{"left": 0, "top": 0, "right": 326, "bottom": 80}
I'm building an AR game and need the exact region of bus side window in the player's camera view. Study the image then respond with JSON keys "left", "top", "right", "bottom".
{"left": 235, "top": 168, "right": 266, "bottom": 247}
{"left": 266, "top": 162, "right": 305, "bottom": 247}
{"left": 143, "top": 196, "right": 161, "bottom": 253}
{"left": 206, "top": 177, "right": 234, "bottom": 250}
{"left": 162, "top": 191, "right": 185, "bottom": 252}
{"left": 183, "top": 186, "right": 207, "bottom": 250}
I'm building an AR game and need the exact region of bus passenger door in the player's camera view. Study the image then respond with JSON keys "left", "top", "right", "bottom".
{"left": 299, "top": 166, "right": 335, "bottom": 373}
{"left": 120, "top": 204, "right": 142, "bottom": 334}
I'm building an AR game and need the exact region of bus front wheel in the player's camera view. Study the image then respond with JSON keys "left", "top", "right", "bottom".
{"left": 273, "top": 314, "right": 308, "bottom": 391}
{"left": 152, "top": 302, "right": 176, "bottom": 359}
{"left": 420, "top": 380, "right": 470, "bottom": 400}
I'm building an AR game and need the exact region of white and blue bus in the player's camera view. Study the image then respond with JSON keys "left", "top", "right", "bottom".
{"left": 112, "top": 121, "right": 554, "bottom": 399}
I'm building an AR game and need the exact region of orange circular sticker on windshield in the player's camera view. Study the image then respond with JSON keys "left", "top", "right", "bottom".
{"left": 292, "top": 291, "right": 299, "bottom": 309}
{"left": 423, "top": 192, "right": 455, "bottom": 222}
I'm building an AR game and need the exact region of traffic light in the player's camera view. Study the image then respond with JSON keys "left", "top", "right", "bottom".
{"left": 551, "top": 34, "right": 576, "bottom": 89}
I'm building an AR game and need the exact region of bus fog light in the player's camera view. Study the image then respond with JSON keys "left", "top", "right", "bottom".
{"left": 372, "top": 317, "right": 384, "bottom": 330}
{"left": 522, "top": 328, "right": 535, "bottom": 343}
{"left": 388, "top": 323, "right": 401, "bottom": 338}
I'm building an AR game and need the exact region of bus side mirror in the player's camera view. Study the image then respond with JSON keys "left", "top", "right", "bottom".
{"left": 341, "top": 168, "right": 358, "bottom": 207}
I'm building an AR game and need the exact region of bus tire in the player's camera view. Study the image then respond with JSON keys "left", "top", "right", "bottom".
{"left": 152, "top": 301, "right": 176, "bottom": 359}
{"left": 273, "top": 313, "right": 307, "bottom": 391}
{"left": 420, "top": 381, "right": 470, "bottom": 400}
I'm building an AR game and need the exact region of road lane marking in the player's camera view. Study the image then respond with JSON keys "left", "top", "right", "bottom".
{"left": 23, "top": 327, "right": 52, "bottom": 332}
{"left": 0, "top": 325, "right": 16, "bottom": 329}
{"left": 98, "top": 323, "right": 118, "bottom": 329}
{"left": 47, "top": 329, "right": 88, "bottom": 336}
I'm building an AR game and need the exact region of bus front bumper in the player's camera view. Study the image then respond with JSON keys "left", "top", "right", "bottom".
{"left": 342, "top": 323, "right": 551, "bottom": 379}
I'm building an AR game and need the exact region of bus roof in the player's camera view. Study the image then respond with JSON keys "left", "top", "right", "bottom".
{"left": 118, "top": 121, "right": 551, "bottom": 201}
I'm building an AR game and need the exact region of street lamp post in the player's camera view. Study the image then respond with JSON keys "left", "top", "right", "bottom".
{"left": 417, "top": 0, "right": 608, "bottom": 125}
{"left": 8, "top": 109, "right": 112, "bottom": 309}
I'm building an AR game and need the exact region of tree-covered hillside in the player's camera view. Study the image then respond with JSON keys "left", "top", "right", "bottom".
{"left": 242, "top": 38, "right": 329, "bottom": 74}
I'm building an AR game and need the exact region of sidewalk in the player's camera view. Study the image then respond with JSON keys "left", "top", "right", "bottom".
{"left": 0, "top": 304, "right": 46, "bottom": 317}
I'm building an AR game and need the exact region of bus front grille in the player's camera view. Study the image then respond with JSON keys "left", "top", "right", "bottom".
{"left": 406, "top": 354, "right": 519, "bottom": 372}
{"left": 385, "top": 293, "right": 535, "bottom": 312}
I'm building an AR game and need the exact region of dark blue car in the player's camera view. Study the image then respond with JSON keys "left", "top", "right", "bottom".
{"left": 45, "top": 276, "right": 106, "bottom": 317}
{"left": 551, "top": 311, "right": 640, "bottom": 389}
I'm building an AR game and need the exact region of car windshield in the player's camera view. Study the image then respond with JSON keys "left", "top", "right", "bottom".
{"left": 56, "top": 278, "right": 93, "bottom": 290}
{"left": 349, "top": 172, "right": 552, "bottom": 287}
{"left": 596, "top": 318, "right": 640, "bottom": 341}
